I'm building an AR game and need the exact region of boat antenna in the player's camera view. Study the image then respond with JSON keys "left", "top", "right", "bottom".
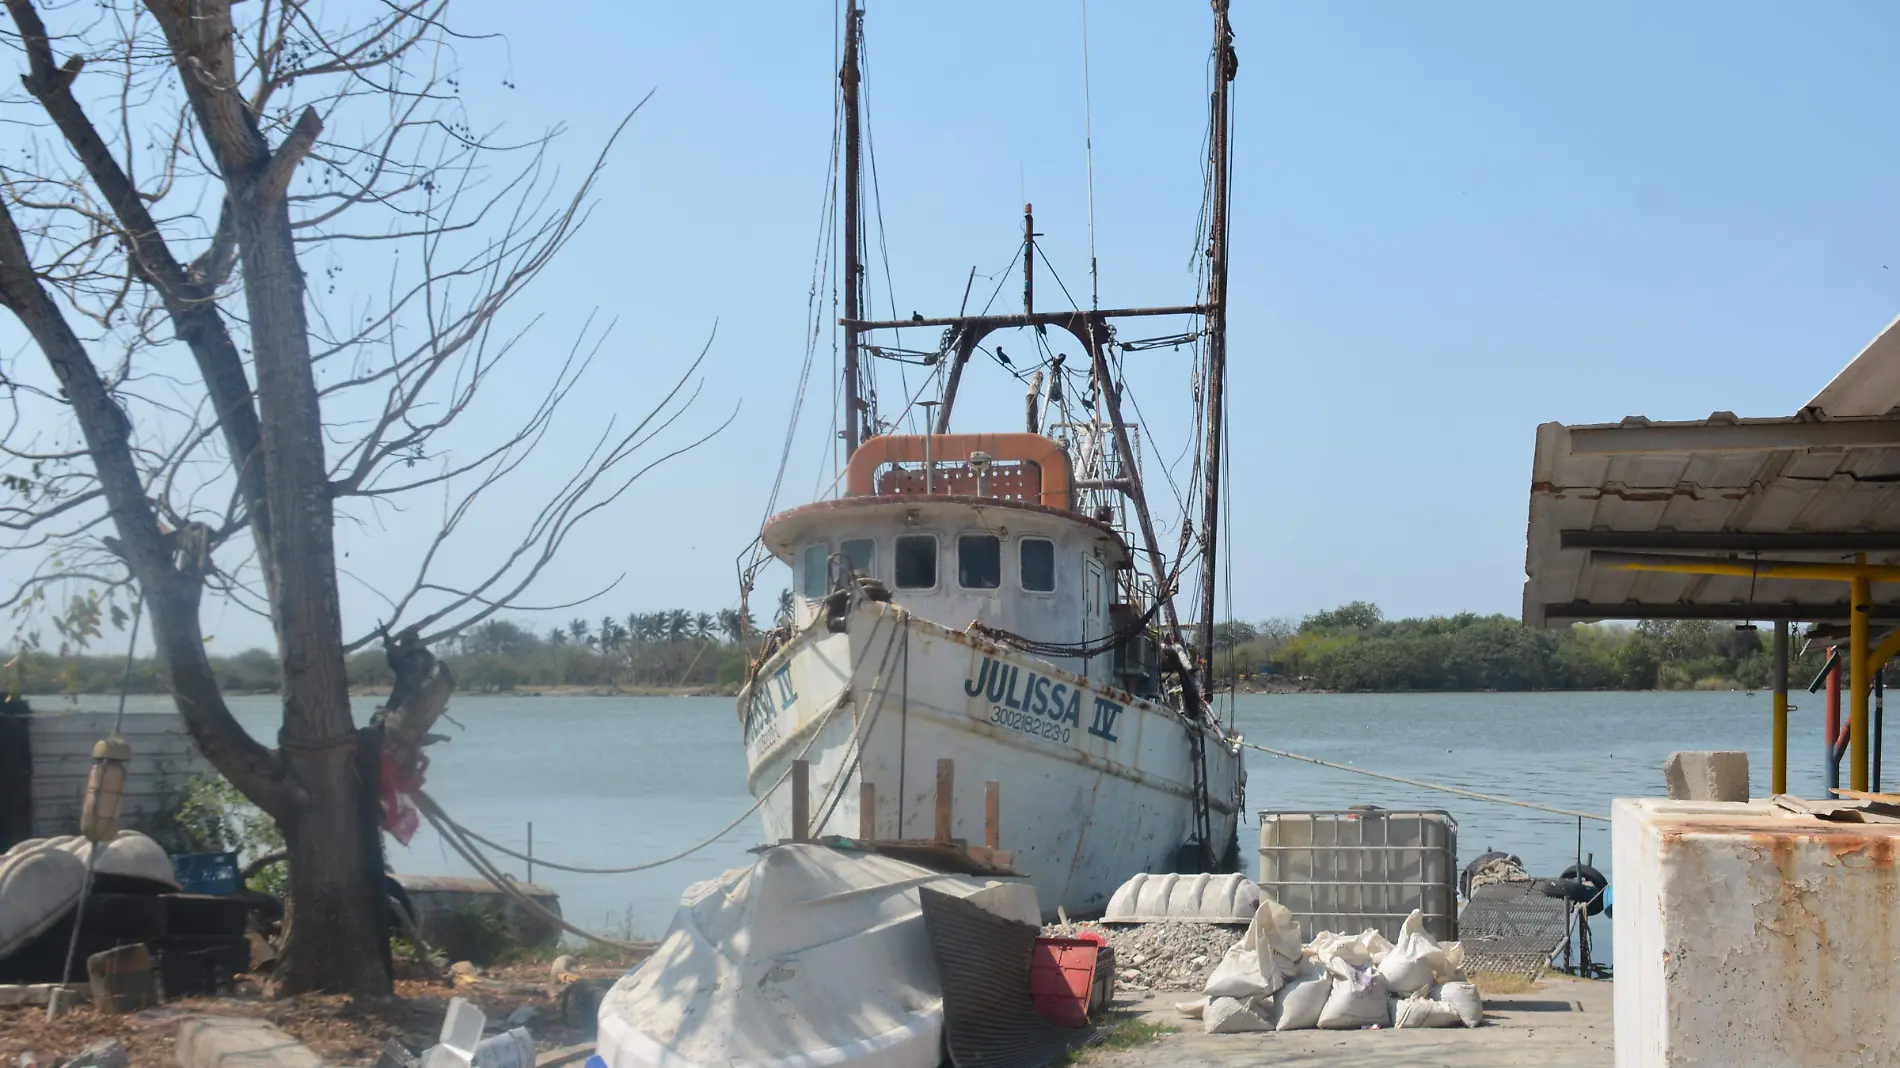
{"left": 841, "top": 0, "right": 865, "bottom": 457}
{"left": 1080, "top": 0, "right": 1099, "bottom": 310}
{"left": 1194, "top": 0, "right": 1236, "bottom": 684}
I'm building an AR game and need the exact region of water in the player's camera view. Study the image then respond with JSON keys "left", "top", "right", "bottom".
{"left": 88, "top": 689, "right": 1817, "bottom": 947}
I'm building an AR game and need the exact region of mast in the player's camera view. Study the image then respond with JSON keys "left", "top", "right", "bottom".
{"left": 1194, "top": 0, "right": 1236, "bottom": 682}
{"left": 841, "top": 1, "right": 865, "bottom": 456}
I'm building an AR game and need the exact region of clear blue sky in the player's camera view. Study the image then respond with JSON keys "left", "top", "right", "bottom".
{"left": 34, "top": 2, "right": 1900, "bottom": 650}
{"left": 304, "top": 0, "right": 1900, "bottom": 647}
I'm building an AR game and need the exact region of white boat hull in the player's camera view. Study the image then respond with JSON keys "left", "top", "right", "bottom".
{"left": 741, "top": 601, "right": 1243, "bottom": 919}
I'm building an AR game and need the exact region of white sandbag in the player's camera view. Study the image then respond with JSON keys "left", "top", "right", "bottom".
{"left": 1434, "top": 982, "right": 1485, "bottom": 1028}
{"left": 1203, "top": 996, "right": 1274, "bottom": 1034}
{"left": 1392, "top": 994, "right": 1462, "bottom": 1028}
{"left": 1441, "top": 940, "right": 1467, "bottom": 980}
{"left": 1377, "top": 910, "right": 1452, "bottom": 995}
{"left": 1306, "top": 928, "right": 1391, "bottom": 973}
{"left": 1316, "top": 963, "right": 1390, "bottom": 1030}
{"left": 1273, "top": 963, "right": 1330, "bottom": 1032}
{"left": 1175, "top": 997, "right": 1209, "bottom": 1020}
{"left": 1203, "top": 896, "right": 1303, "bottom": 999}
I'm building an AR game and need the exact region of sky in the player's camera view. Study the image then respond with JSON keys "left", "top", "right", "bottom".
{"left": 13, "top": 1, "right": 1900, "bottom": 651}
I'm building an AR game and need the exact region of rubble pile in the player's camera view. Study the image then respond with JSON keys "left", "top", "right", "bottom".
{"left": 1042, "top": 921, "right": 1246, "bottom": 991}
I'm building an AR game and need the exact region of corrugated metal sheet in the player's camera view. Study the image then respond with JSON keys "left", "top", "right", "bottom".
{"left": 1809, "top": 315, "right": 1900, "bottom": 418}
{"left": 919, "top": 888, "right": 1092, "bottom": 1068}
{"left": 1525, "top": 320, "right": 1900, "bottom": 627}
{"left": 1525, "top": 415, "right": 1900, "bottom": 625}
{"left": 27, "top": 711, "right": 209, "bottom": 837}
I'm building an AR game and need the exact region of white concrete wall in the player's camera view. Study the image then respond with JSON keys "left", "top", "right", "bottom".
{"left": 27, "top": 710, "right": 209, "bottom": 837}
{"left": 1613, "top": 797, "right": 1900, "bottom": 1067}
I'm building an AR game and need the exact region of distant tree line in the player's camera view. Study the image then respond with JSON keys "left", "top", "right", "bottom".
{"left": 1213, "top": 601, "right": 1844, "bottom": 692}
{"left": 14, "top": 596, "right": 1862, "bottom": 698}
{"left": 7, "top": 604, "right": 776, "bottom": 697}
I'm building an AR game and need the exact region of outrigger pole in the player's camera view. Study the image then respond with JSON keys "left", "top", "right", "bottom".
{"left": 841, "top": 0, "right": 865, "bottom": 456}
{"left": 1194, "top": 0, "right": 1237, "bottom": 683}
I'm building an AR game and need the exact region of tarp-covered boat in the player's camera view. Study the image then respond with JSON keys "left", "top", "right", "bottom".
{"left": 595, "top": 843, "right": 1038, "bottom": 1068}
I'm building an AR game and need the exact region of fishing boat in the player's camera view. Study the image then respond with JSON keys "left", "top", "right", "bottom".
{"left": 737, "top": 1, "right": 1245, "bottom": 919}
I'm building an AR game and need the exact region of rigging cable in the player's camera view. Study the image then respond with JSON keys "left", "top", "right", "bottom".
{"left": 1238, "top": 739, "right": 1609, "bottom": 823}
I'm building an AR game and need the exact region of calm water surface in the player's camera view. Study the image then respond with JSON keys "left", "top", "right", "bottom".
{"left": 95, "top": 689, "right": 1825, "bottom": 946}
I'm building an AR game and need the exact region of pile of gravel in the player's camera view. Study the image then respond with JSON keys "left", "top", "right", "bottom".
{"left": 1042, "top": 920, "right": 1247, "bottom": 992}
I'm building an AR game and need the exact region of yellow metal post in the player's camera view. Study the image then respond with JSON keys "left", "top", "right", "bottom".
{"left": 1773, "top": 621, "right": 1788, "bottom": 795}
{"left": 1853, "top": 569, "right": 1872, "bottom": 791}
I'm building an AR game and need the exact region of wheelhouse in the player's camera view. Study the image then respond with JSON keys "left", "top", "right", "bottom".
{"left": 761, "top": 433, "right": 1160, "bottom": 694}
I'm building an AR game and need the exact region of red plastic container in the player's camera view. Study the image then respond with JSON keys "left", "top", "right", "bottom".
{"left": 1029, "top": 936, "right": 1113, "bottom": 1027}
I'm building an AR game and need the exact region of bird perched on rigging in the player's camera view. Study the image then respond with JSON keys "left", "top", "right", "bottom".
{"left": 911, "top": 311, "right": 924, "bottom": 323}
{"left": 995, "top": 347, "right": 1013, "bottom": 367}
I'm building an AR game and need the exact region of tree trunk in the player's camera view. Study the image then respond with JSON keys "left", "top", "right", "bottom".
{"left": 273, "top": 739, "right": 389, "bottom": 994}
{"left": 231, "top": 182, "right": 387, "bottom": 996}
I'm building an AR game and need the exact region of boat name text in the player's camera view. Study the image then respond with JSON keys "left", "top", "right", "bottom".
{"left": 964, "top": 656, "right": 1120, "bottom": 744}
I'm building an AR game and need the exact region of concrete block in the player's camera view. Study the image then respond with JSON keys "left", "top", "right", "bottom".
{"left": 175, "top": 1016, "right": 328, "bottom": 1068}
{"left": 1662, "top": 750, "right": 1749, "bottom": 801}
{"left": 1614, "top": 798, "right": 1900, "bottom": 1067}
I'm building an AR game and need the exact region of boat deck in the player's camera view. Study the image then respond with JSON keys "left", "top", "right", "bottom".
{"left": 1099, "top": 976, "right": 1612, "bottom": 1068}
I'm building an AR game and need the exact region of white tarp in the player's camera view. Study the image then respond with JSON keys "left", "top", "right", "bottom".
{"left": 0, "top": 831, "right": 178, "bottom": 959}
{"left": 596, "top": 844, "right": 1040, "bottom": 1068}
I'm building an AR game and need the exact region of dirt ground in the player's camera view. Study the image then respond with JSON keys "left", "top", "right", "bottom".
{"left": 0, "top": 958, "right": 630, "bottom": 1066}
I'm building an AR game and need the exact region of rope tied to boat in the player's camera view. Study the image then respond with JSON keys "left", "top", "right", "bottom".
{"left": 1237, "top": 739, "right": 1609, "bottom": 823}
{"left": 410, "top": 606, "right": 914, "bottom": 954}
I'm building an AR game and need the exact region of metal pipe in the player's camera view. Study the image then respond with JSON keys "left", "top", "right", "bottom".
{"left": 840, "top": 1, "right": 864, "bottom": 457}
{"left": 1878, "top": 669, "right": 1886, "bottom": 793}
{"left": 1773, "top": 621, "right": 1789, "bottom": 795}
{"left": 846, "top": 304, "right": 1208, "bottom": 332}
{"left": 1827, "top": 649, "right": 1841, "bottom": 795}
{"left": 1853, "top": 570, "right": 1872, "bottom": 791}
{"left": 1022, "top": 204, "right": 1034, "bottom": 315}
{"left": 1593, "top": 550, "right": 1900, "bottom": 584}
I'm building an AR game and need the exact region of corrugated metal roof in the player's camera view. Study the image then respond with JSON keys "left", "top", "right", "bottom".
{"left": 1525, "top": 319, "right": 1900, "bottom": 626}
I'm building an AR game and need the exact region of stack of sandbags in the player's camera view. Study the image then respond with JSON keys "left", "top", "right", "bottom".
{"left": 1186, "top": 896, "right": 1302, "bottom": 1032}
{"left": 1181, "top": 907, "right": 1485, "bottom": 1033}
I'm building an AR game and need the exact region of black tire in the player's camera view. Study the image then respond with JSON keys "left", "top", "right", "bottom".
{"left": 1542, "top": 863, "right": 1609, "bottom": 916}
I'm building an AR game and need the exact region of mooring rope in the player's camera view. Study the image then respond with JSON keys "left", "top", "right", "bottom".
{"left": 1237, "top": 739, "right": 1610, "bottom": 823}
{"left": 417, "top": 604, "right": 898, "bottom": 881}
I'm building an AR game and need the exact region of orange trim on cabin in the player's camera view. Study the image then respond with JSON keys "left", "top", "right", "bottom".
{"left": 845, "top": 433, "right": 1073, "bottom": 510}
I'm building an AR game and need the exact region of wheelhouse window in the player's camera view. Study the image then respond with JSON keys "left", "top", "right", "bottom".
{"left": 958, "top": 534, "right": 1001, "bottom": 589}
{"left": 841, "top": 537, "right": 876, "bottom": 578}
{"left": 1019, "top": 537, "right": 1055, "bottom": 592}
{"left": 801, "top": 543, "right": 829, "bottom": 598}
{"left": 894, "top": 534, "right": 938, "bottom": 589}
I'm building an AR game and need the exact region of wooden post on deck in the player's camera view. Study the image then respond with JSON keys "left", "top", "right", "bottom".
{"left": 859, "top": 782, "right": 877, "bottom": 840}
{"left": 984, "top": 781, "right": 1000, "bottom": 849}
{"left": 935, "top": 758, "right": 955, "bottom": 841}
{"left": 792, "top": 759, "right": 810, "bottom": 842}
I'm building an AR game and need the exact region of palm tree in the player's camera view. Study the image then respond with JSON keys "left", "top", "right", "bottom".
{"left": 599, "top": 616, "right": 621, "bottom": 655}
{"left": 626, "top": 612, "right": 646, "bottom": 647}
{"left": 717, "top": 608, "right": 745, "bottom": 644}
{"left": 568, "top": 618, "right": 590, "bottom": 645}
{"left": 693, "top": 612, "right": 715, "bottom": 642}
{"left": 665, "top": 609, "right": 691, "bottom": 644}
{"left": 548, "top": 628, "right": 568, "bottom": 646}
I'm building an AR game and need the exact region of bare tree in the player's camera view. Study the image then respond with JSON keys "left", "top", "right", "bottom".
{"left": 0, "top": 0, "right": 721, "bottom": 994}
